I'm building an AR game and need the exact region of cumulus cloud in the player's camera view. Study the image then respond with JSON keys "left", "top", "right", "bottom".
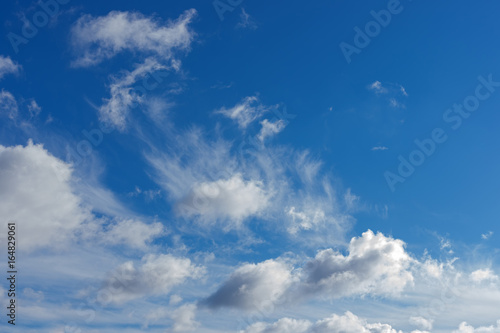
{"left": 0, "top": 55, "right": 20, "bottom": 80}
{"left": 0, "top": 141, "right": 92, "bottom": 251}
{"left": 240, "top": 311, "right": 407, "bottom": 333}
{"left": 99, "top": 218, "right": 165, "bottom": 250}
{"left": 409, "top": 316, "right": 433, "bottom": 331}
{"left": 203, "top": 230, "right": 414, "bottom": 312}
{"left": 0, "top": 90, "right": 18, "bottom": 119}
{"left": 301, "top": 230, "right": 414, "bottom": 298}
{"left": 453, "top": 320, "right": 500, "bottom": 333}
{"left": 215, "top": 96, "right": 276, "bottom": 129}
{"left": 0, "top": 141, "right": 165, "bottom": 252}
{"left": 70, "top": 9, "right": 197, "bottom": 67}
{"left": 470, "top": 269, "right": 499, "bottom": 283}
{"left": 178, "top": 174, "right": 269, "bottom": 227}
{"left": 258, "top": 119, "right": 285, "bottom": 142}
{"left": 170, "top": 303, "right": 199, "bottom": 332}
{"left": 145, "top": 126, "right": 355, "bottom": 242}
{"left": 202, "top": 259, "right": 294, "bottom": 311}
{"left": 100, "top": 254, "right": 204, "bottom": 304}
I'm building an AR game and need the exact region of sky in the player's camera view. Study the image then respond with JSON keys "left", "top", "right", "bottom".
{"left": 1, "top": 0, "right": 500, "bottom": 332}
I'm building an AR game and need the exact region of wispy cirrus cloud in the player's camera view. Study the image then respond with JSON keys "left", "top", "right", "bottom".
{"left": 0, "top": 55, "right": 21, "bottom": 80}
{"left": 70, "top": 9, "right": 197, "bottom": 67}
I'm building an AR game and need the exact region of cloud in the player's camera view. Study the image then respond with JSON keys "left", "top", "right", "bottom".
{"left": 0, "top": 141, "right": 93, "bottom": 251}
{"left": 145, "top": 126, "right": 355, "bottom": 242}
{"left": 301, "top": 230, "right": 414, "bottom": 298}
{"left": 0, "top": 90, "right": 18, "bottom": 119}
{"left": 240, "top": 311, "right": 409, "bottom": 333}
{"left": 202, "top": 259, "right": 294, "bottom": 311}
{"left": 0, "top": 55, "right": 20, "bottom": 80}
{"left": 470, "top": 269, "right": 499, "bottom": 283}
{"left": 453, "top": 320, "right": 500, "bottom": 333}
{"left": 170, "top": 303, "right": 199, "bottom": 332}
{"left": 482, "top": 231, "right": 494, "bottom": 240}
{"left": 178, "top": 174, "right": 269, "bottom": 228}
{"left": 409, "top": 316, "right": 433, "bottom": 331}
{"left": 368, "top": 81, "right": 388, "bottom": 94}
{"left": 258, "top": 119, "right": 286, "bottom": 142}
{"left": 70, "top": 9, "right": 197, "bottom": 67}
{"left": 27, "top": 100, "right": 42, "bottom": 118}
{"left": 237, "top": 8, "right": 258, "bottom": 30}
{"left": 99, "top": 57, "right": 168, "bottom": 130}
{"left": 389, "top": 98, "right": 406, "bottom": 109}
{"left": 100, "top": 254, "right": 204, "bottom": 304}
{"left": 215, "top": 96, "right": 276, "bottom": 129}
{"left": 368, "top": 81, "right": 408, "bottom": 108}
{"left": 371, "top": 146, "right": 389, "bottom": 151}
{"left": 204, "top": 230, "right": 414, "bottom": 312}
{"left": 99, "top": 218, "right": 165, "bottom": 250}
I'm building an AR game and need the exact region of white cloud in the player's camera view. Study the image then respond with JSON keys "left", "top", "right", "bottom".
{"left": 241, "top": 318, "right": 311, "bottom": 333}
{"left": 371, "top": 146, "right": 388, "bottom": 151}
{"left": 258, "top": 119, "right": 285, "bottom": 142}
{"left": 0, "top": 90, "right": 18, "bottom": 119}
{"left": 27, "top": 100, "right": 42, "bottom": 117}
{"left": 237, "top": 8, "right": 258, "bottom": 30}
{"left": 100, "top": 254, "right": 204, "bottom": 304}
{"left": 470, "top": 269, "right": 499, "bottom": 283}
{"left": 145, "top": 127, "right": 355, "bottom": 243}
{"left": 203, "top": 259, "right": 294, "bottom": 311}
{"left": 99, "top": 57, "right": 168, "bottom": 130}
{"left": 215, "top": 96, "right": 275, "bottom": 129}
{"left": 286, "top": 206, "right": 326, "bottom": 235}
{"left": 0, "top": 141, "right": 92, "bottom": 251}
{"left": 70, "top": 9, "right": 196, "bottom": 67}
{"left": 482, "top": 231, "right": 494, "bottom": 240}
{"left": 240, "top": 311, "right": 406, "bottom": 333}
{"left": 389, "top": 98, "right": 406, "bottom": 109}
{"left": 409, "top": 316, "right": 433, "bottom": 331}
{"left": 170, "top": 303, "right": 199, "bottom": 332}
{"left": 23, "top": 288, "right": 44, "bottom": 302}
{"left": 453, "top": 320, "right": 500, "bottom": 333}
{"left": 99, "top": 218, "right": 165, "bottom": 250}
{"left": 178, "top": 174, "right": 269, "bottom": 228}
{"left": 0, "top": 55, "right": 20, "bottom": 80}
{"left": 300, "top": 230, "right": 414, "bottom": 298}
{"left": 368, "top": 81, "right": 388, "bottom": 94}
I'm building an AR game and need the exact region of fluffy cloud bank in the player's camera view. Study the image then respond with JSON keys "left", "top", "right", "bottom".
{"left": 178, "top": 174, "right": 269, "bottom": 227}
{"left": 0, "top": 141, "right": 92, "bottom": 251}
{"left": 301, "top": 229, "right": 414, "bottom": 298}
{"left": 240, "top": 311, "right": 411, "bottom": 333}
{"left": 202, "top": 259, "right": 293, "bottom": 311}
{"left": 203, "top": 230, "right": 414, "bottom": 311}
{"left": 100, "top": 254, "right": 204, "bottom": 304}
{"left": 0, "top": 141, "right": 164, "bottom": 252}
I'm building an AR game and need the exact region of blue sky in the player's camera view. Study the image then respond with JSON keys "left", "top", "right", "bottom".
{"left": 1, "top": 0, "right": 500, "bottom": 332}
